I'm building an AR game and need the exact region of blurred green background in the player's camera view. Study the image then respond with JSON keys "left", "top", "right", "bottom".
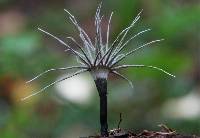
{"left": 0, "top": 0, "right": 200, "bottom": 137}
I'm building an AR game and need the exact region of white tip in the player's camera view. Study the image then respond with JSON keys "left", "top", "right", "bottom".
{"left": 64, "top": 49, "right": 70, "bottom": 52}
{"left": 21, "top": 93, "right": 37, "bottom": 101}
{"left": 26, "top": 80, "right": 31, "bottom": 84}
{"left": 38, "top": 27, "right": 45, "bottom": 33}
{"left": 64, "top": 9, "right": 74, "bottom": 17}
{"left": 172, "top": 75, "right": 176, "bottom": 78}
{"left": 137, "top": 9, "right": 143, "bottom": 17}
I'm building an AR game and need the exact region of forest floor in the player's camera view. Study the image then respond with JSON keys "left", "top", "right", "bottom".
{"left": 85, "top": 125, "right": 200, "bottom": 138}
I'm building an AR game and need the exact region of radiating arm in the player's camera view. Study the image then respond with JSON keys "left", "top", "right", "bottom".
{"left": 112, "top": 71, "right": 134, "bottom": 89}
{"left": 22, "top": 69, "right": 88, "bottom": 101}
{"left": 112, "top": 64, "right": 175, "bottom": 78}
{"left": 106, "top": 12, "right": 114, "bottom": 51}
{"left": 68, "top": 17, "right": 94, "bottom": 60}
{"left": 113, "top": 11, "right": 142, "bottom": 54}
{"left": 94, "top": 2, "right": 104, "bottom": 59}
{"left": 104, "top": 10, "right": 143, "bottom": 66}
{"left": 107, "top": 29, "right": 151, "bottom": 66}
{"left": 26, "top": 66, "right": 87, "bottom": 83}
{"left": 64, "top": 9, "right": 95, "bottom": 62}
{"left": 64, "top": 9, "right": 94, "bottom": 49}
{"left": 110, "top": 39, "right": 164, "bottom": 67}
{"left": 66, "top": 36, "right": 92, "bottom": 65}
{"left": 38, "top": 28, "right": 90, "bottom": 66}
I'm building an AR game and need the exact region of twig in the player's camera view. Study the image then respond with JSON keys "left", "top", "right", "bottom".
{"left": 158, "top": 124, "right": 174, "bottom": 133}
{"left": 117, "top": 113, "right": 122, "bottom": 129}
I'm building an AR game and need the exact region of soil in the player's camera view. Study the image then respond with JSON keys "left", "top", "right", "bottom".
{"left": 83, "top": 125, "right": 200, "bottom": 138}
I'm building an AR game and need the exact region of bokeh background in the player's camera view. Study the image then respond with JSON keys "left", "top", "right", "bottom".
{"left": 0, "top": 0, "right": 200, "bottom": 137}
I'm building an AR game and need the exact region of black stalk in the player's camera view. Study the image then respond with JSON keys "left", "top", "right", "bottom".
{"left": 94, "top": 78, "right": 109, "bottom": 137}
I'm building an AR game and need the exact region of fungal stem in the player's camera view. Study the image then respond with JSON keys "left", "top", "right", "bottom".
{"left": 91, "top": 69, "right": 109, "bottom": 136}
{"left": 94, "top": 78, "right": 108, "bottom": 137}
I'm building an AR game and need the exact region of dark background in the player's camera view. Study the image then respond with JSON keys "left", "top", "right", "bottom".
{"left": 0, "top": 0, "right": 199, "bottom": 137}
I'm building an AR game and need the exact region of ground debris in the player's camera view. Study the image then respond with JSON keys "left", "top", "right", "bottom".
{"left": 85, "top": 125, "right": 200, "bottom": 138}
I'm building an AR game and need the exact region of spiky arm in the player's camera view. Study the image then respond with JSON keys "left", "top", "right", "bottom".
{"left": 106, "top": 12, "right": 114, "bottom": 51}
{"left": 26, "top": 66, "right": 87, "bottom": 83}
{"left": 104, "top": 10, "right": 143, "bottom": 65}
{"left": 112, "top": 10, "right": 142, "bottom": 55}
{"left": 112, "top": 64, "right": 175, "bottom": 78}
{"left": 107, "top": 29, "right": 151, "bottom": 66}
{"left": 64, "top": 9, "right": 94, "bottom": 49}
{"left": 66, "top": 36, "right": 92, "bottom": 66}
{"left": 22, "top": 69, "right": 88, "bottom": 101}
{"left": 110, "top": 39, "right": 164, "bottom": 67}
{"left": 112, "top": 71, "right": 134, "bottom": 88}
{"left": 38, "top": 28, "right": 90, "bottom": 66}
